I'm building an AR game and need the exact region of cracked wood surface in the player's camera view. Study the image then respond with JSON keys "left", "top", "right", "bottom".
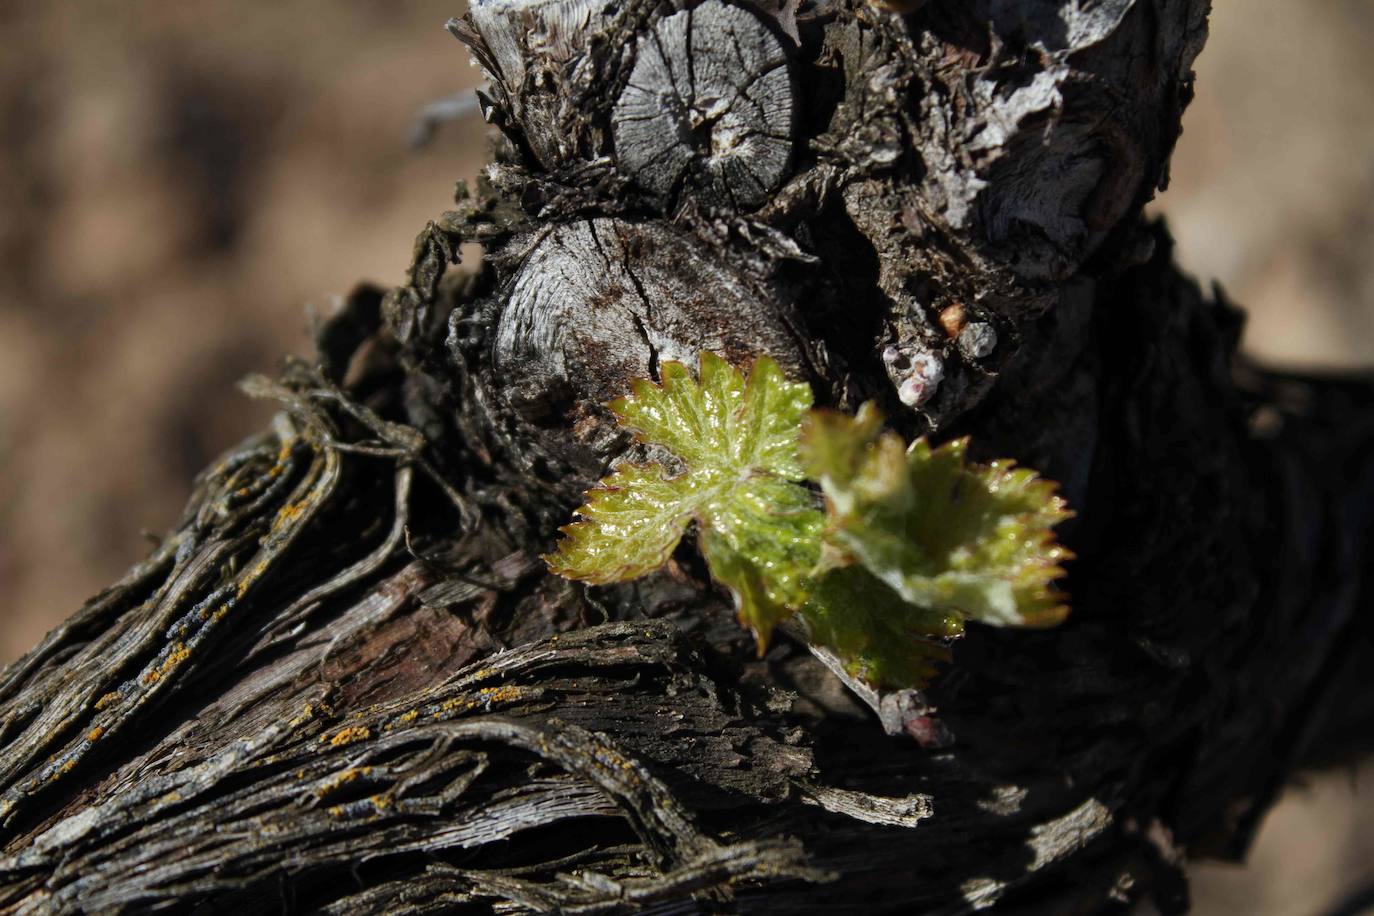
{"left": 3, "top": 0, "right": 1373, "bottom": 912}
{"left": 612, "top": 2, "right": 795, "bottom": 208}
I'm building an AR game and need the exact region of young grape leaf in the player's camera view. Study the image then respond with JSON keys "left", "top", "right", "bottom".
{"left": 548, "top": 352, "right": 1074, "bottom": 689}
{"left": 545, "top": 353, "right": 822, "bottom": 647}
{"left": 799, "top": 565, "right": 956, "bottom": 688}
{"left": 801, "top": 406, "right": 1073, "bottom": 632}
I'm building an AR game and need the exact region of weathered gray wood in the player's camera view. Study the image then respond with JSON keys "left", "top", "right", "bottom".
{"left": 492, "top": 217, "right": 809, "bottom": 433}
{"left": 3, "top": 0, "right": 1373, "bottom": 913}
{"left": 612, "top": 1, "right": 795, "bottom": 208}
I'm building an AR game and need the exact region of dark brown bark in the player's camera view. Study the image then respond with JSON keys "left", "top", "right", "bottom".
{"left": 2, "top": 0, "right": 1372, "bottom": 912}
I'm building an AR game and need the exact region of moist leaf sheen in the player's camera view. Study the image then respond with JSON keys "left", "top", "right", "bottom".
{"left": 549, "top": 353, "right": 1073, "bottom": 685}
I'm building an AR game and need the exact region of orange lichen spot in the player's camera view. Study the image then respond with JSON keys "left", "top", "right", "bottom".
{"left": 434, "top": 696, "right": 477, "bottom": 718}
{"left": 86, "top": 727, "right": 104, "bottom": 743}
{"left": 320, "top": 767, "right": 372, "bottom": 793}
{"left": 49, "top": 759, "right": 77, "bottom": 783}
{"left": 198, "top": 603, "right": 230, "bottom": 623}
{"left": 328, "top": 725, "right": 372, "bottom": 747}
{"left": 234, "top": 561, "right": 272, "bottom": 600}
{"left": 95, "top": 691, "right": 121, "bottom": 710}
{"left": 369, "top": 793, "right": 394, "bottom": 812}
{"left": 433, "top": 685, "right": 523, "bottom": 720}
{"left": 478, "top": 685, "right": 522, "bottom": 704}
{"left": 274, "top": 502, "right": 308, "bottom": 529}
{"left": 142, "top": 642, "right": 191, "bottom": 685}
{"left": 327, "top": 804, "right": 346, "bottom": 818}
{"left": 596, "top": 747, "right": 632, "bottom": 772}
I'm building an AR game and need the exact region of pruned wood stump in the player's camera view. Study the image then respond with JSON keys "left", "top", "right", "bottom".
{"left": 2, "top": 1, "right": 1373, "bottom": 913}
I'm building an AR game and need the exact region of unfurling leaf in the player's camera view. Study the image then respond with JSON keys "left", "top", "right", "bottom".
{"left": 548, "top": 351, "right": 1074, "bottom": 688}
{"left": 801, "top": 406, "right": 1073, "bottom": 633}
{"left": 800, "top": 565, "right": 955, "bottom": 687}
{"left": 545, "top": 353, "right": 821, "bottom": 647}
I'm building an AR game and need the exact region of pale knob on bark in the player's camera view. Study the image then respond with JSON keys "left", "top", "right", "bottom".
{"left": 612, "top": 1, "right": 795, "bottom": 209}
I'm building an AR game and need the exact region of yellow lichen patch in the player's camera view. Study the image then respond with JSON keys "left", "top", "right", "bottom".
{"left": 201, "top": 603, "right": 230, "bottom": 624}
{"left": 142, "top": 642, "right": 191, "bottom": 686}
{"left": 49, "top": 759, "right": 77, "bottom": 783}
{"left": 327, "top": 725, "right": 372, "bottom": 747}
{"left": 591, "top": 745, "right": 636, "bottom": 773}
{"left": 384, "top": 709, "right": 420, "bottom": 731}
{"left": 327, "top": 804, "right": 346, "bottom": 818}
{"left": 289, "top": 703, "right": 318, "bottom": 728}
{"left": 273, "top": 501, "right": 308, "bottom": 529}
{"left": 94, "top": 691, "right": 121, "bottom": 710}
{"left": 236, "top": 562, "right": 269, "bottom": 599}
{"left": 318, "top": 766, "right": 373, "bottom": 794}
{"left": 433, "top": 696, "right": 478, "bottom": 718}
{"left": 479, "top": 685, "right": 523, "bottom": 704}
{"left": 432, "top": 685, "right": 525, "bottom": 721}
{"left": 86, "top": 727, "right": 104, "bottom": 743}
{"left": 369, "top": 793, "right": 394, "bottom": 812}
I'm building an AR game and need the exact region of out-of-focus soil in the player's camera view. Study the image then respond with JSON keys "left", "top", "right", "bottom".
{"left": 0, "top": 2, "right": 485, "bottom": 659}
{"left": 0, "top": 2, "right": 1370, "bottom": 913}
{"left": 1155, "top": 0, "right": 1374, "bottom": 371}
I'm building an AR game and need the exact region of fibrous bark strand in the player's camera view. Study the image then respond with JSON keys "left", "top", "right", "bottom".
{"left": 3, "top": 0, "right": 1373, "bottom": 913}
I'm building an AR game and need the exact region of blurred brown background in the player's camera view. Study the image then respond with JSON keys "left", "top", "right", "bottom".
{"left": 0, "top": 2, "right": 1370, "bottom": 913}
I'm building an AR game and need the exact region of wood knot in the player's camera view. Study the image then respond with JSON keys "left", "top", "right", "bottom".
{"left": 493, "top": 218, "right": 805, "bottom": 438}
{"left": 612, "top": 1, "right": 795, "bottom": 209}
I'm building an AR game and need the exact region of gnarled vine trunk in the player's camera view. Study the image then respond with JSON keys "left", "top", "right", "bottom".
{"left": 3, "top": 0, "right": 1372, "bottom": 912}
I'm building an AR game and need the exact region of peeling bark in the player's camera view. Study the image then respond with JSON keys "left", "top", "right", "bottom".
{"left": 3, "top": 0, "right": 1373, "bottom": 913}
